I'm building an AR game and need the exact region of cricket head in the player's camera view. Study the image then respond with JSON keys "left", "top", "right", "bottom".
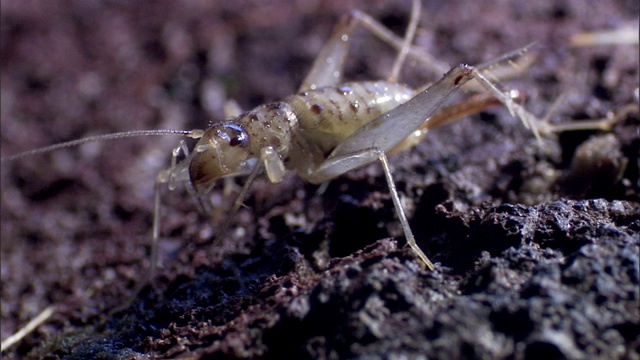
{"left": 188, "top": 122, "right": 255, "bottom": 193}
{"left": 188, "top": 101, "right": 298, "bottom": 193}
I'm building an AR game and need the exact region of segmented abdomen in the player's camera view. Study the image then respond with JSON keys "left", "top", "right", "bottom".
{"left": 286, "top": 81, "right": 414, "bottom": 152}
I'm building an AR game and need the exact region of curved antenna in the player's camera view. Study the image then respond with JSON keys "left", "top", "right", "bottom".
{"left": 1, "top": 129, "right": 204, "bottom": 163}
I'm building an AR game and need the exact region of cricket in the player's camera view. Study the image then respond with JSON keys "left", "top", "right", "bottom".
{"left": 0, "top": 0, "right": 619, "bottom": 353}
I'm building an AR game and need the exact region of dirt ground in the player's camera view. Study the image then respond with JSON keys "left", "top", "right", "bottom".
{"left": 1, "top": 0, "right": 638, "bottom": 359}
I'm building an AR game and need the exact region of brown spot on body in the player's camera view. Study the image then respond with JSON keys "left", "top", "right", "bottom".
{"left": 350, "top": 101, "right": 359, "bottom": 113}
{"left": 310, "top": 103, "right": 324, "bottom": 114}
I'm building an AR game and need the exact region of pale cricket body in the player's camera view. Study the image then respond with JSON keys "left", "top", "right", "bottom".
{"left": 153, "top": 0, "right": 540, "bottom": 272}
{"left": 1, "top": 0, "right": 543, "bottom": 278}
{"left": 1, "top": 0, "right": 557, "bottom": 352}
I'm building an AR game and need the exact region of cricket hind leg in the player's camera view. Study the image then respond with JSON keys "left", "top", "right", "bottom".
{"left": 299, "top": 0, "right": 438, "bottom": 91}
{"left": 308, "top": 146, "right": 436, "bottom": 270}
{"left": 468, "top": 66, "right": 589, "bottom": 142}
{"left": 388, "top": 93, "right": 511, "bottom": 155}
{"left": 401, "top": 44, "right": 613, "bottom": 147}
{"left": 214, "top": 144, "right": 287, "bottom": 247}
{"left": 304, "top": 66, "right": 477, "bottom": 269}
{"left": 389, "top": 44, "right": 539, "bottom": 154}
{"left": 300, "top": 1, "right": 537, "bottom": 93}
{"left": 519, "top": 94, "right": 638, "bottom": 136}
{"left": 449, "top": 49, "right": 612, "bottom": 142}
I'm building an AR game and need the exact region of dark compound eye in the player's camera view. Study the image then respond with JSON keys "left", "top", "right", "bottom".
{"left": 224, "top": 124, "right": 249, "bottom": 147}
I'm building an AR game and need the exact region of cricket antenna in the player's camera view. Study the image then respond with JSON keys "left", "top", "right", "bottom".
{"left": 1, "top": 129, "right": 204, "bottom": 163}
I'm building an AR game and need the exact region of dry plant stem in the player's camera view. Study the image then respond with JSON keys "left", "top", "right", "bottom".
{"left": 0, "top": 306, "right": 56, "bottom": 353}
{"left": 569, "top": 26, "right": 640, "bottom": 47}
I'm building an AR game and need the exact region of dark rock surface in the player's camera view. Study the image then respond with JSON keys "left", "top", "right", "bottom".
{"left": 1, "top": 1, "right": 638, "bottom": 359}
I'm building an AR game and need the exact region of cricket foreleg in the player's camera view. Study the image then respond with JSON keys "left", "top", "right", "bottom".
{"left": 215, "top": 146, "right": 286, "bottom": 244}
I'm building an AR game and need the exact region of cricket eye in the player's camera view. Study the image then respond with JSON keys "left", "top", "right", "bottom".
{"left": 223, "top": 124, "right": 249, "bottom": 147}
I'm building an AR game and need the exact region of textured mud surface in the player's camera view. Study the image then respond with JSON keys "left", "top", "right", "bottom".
{"left": 1, "top": 1, "right": 638, "bottom": 359}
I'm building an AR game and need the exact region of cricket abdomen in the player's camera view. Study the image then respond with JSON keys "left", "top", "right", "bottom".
{"left": 287, "top": 81, "right": 414, "bottom": 152}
